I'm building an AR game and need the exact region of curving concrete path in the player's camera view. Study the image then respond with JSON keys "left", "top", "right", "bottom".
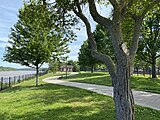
{"left": 43, "top": 76, "right": 160, "bottom": 111}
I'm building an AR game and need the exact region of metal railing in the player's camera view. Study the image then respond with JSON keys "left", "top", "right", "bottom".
{"left": 0, "top": 71, "right": 47, "bottom": 91}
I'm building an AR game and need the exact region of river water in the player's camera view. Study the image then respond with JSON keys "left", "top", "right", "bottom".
{"left": 0, "top": 71, "right": 36, "bottom": 83}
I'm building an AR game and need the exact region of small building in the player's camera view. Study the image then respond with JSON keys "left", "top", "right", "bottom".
{"left": 60, "top": 65, "right": 74, "bottom": 72}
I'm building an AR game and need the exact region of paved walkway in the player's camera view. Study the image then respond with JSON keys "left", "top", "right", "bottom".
{"left": 43, "top": 76, "right": 160, "bottom": 111}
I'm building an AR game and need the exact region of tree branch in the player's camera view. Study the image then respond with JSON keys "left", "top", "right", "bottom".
{"left": 88, "top": 0, "right": 112, "bottom": 29}
{"left": 109, "top": 0, "right": 118, "bottom": 8}
{"left": 129, "top": 1, "right": 157, "bottom": 61}
{"left": 144, "top": 41, "right": 154, "bottom": 57}
{"left": 73, "top": 1, "right": 116, "bottom": 78}
{"left": 138, "top": 53, "right": 153, "bottom": 64}
{"left": 23, "top": 62, "right": 35, "bottom": 69}
{"left": 141, "top": 2, "right": 157, "bottom": 17}
{"left": 38, "top": 62, "right": 44, "bottom": 69}
{"left": 129, "top": 16, "right": 143, "bottom": 59}
{"left": 156, "top": 55, "right": 160, "bottom": 59}
{"left": 154, "top": 0, "right": 160, "bottom": 2}
{"left": 93, "top": 51, "right": 116, "bottom": 78}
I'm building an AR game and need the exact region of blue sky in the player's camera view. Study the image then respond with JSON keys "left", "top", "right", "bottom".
{"left": 0, "top": 0, "right": 23, "bottom": 68}
{"left": 0, "top": 0, "right": 111, "bottom": 68}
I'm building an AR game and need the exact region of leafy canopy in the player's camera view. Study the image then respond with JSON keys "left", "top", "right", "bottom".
{"left": 3, "top": 0, "right": 69, "bottom": 69}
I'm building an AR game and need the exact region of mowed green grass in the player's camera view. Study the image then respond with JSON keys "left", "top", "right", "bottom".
{"left": 63, "top": 72, "right": 160, "bottom": 93}
{"left": 0, "top": 73, "right": 160, "bottom": 120}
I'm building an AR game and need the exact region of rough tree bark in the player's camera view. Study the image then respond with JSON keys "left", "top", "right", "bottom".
{"left": 109, "top": 23, "right": 136, "bottom": 120}
{"left": 72, "top": 0, "right": 158, "bottom": 120}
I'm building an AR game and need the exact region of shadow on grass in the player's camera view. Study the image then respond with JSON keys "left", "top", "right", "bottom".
{"left": 0, "top": 85, "right": 35, "bottom": 93}
{"left": 0, "top": 80, "right": 160, "bottom": 120}
{"left": 1, "top": 72, "right": 160, "bottom": 120}
{"left": 0, "top": 82, "right": 116, "bottom": 120}
{"left": 0, "top": 105, "right": 115, "bottom": 120}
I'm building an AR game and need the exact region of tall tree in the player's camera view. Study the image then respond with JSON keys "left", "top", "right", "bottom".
{"left": 157, "top": 57, "right": 160, "bottom": 76}
{"left": 3, "top": 0, "right": 69, "bottom": 86}
{"left": 137, "top": 11, "right": 160, "bottom": 78}
{"left": 94, "top": 24, "right": 115, "bottom": 60}
{"left": 67, "top": 60, "right": 80, "bottom": 72}
{"left": 134, "top": 56, "right": 150, "bottom": 76}
{"left": 49, "top": 60, "right": 61, "bottom": 73}
{"left": 78, "top": 40, "right": 99, "bottom": 72}
{"left": 79, "top": 24, "right": 114, "bottom": 72}
{"left": 52, "top": 0, "right": 160, "bottom": 119}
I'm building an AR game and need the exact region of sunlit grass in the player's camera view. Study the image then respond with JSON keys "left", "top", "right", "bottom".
{"left": 0, "top": 72, "right": 160, "bottom": 120}
{"left": 63, "top": 72, "right": 160, "bottom": 93}
{"left": 63, "top": 72, "right": 112, "bottom": 86}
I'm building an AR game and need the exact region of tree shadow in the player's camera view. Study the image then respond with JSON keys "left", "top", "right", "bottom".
{"left": 0, "top": 105, "right": 115, "bottom": 120}
{"left": 0, "top": 80, "right": 160, "bottom": 120}
{"left": 0, "top": 82, "right": 116, "bottom": 120}
{"left": 0, "top": 85, "right": 39, "bottom": 93}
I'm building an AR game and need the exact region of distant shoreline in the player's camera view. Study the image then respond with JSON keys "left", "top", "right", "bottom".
{"left": 0, "top": 66, "right": 16, "bottom": 71}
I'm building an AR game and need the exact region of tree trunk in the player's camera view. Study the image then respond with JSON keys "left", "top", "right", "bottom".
{"left": 91, "top": 65, "right": 94, "bottom": 73}
{"left": 112, "top": 60, "right": 135, "bottom": 120}
{"left": 151, "top": 57, "right": 156, "bottom": 78}
{"left": 143, "top": 67, "right": 145, "bottom": 76}
{"left": 36, "top": 65, "right": 39, "bottom": 87}
{"left": 136, "top": 67, "right": 139, "bottom": 76}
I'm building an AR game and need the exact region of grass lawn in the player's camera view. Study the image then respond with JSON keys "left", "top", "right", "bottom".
{"left": 0, "top": 73, "right": 160, "bottom": 120}
{"left": 63, "top": 72, "right": 160, "bottom": 94}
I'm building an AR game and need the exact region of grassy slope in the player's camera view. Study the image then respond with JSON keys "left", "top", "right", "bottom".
{"left": 0, "top": 73, "right": 160, "bottom": 120}
{"left": 63, "top": 72, "right": 160, "bottom": 93}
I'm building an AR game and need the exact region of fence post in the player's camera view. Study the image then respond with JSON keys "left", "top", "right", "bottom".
{"left": 14, "top": 76, "right": 16, "bottom": 84}
{"left": 18, "top": 75, "right": 21, "bottom": 83}
{"left": 22, "top": 75, "right": 24, "bottom": 81}
{"left": 1, "top": 77, "right": 3, "bottom": 90}
{"left": 9, "top": 77, "right": 11, "bottom": 87}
